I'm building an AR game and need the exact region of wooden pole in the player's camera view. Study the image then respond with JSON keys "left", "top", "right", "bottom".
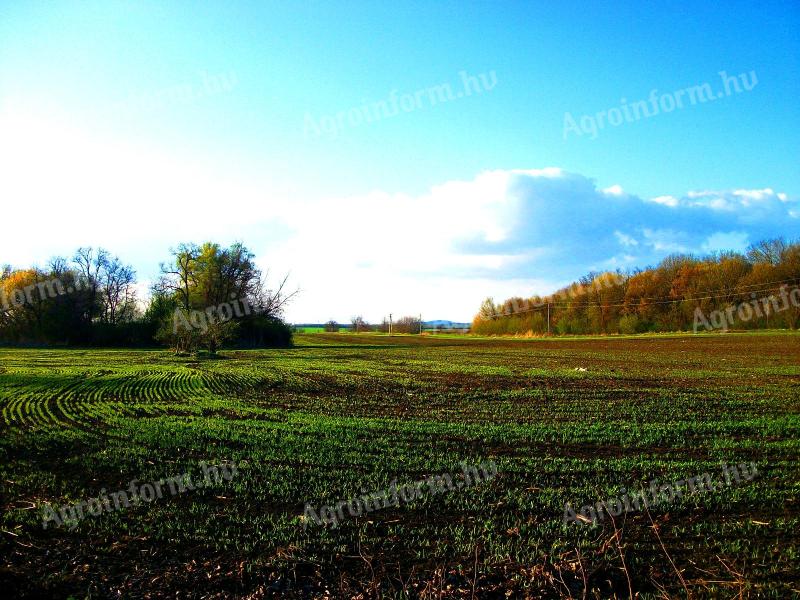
{"left": 547, "top": 303, "right": 551, "bottom": 334}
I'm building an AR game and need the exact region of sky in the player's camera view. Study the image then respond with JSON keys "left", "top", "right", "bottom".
{"left": 1, "top": 1, "right": 798, "bottom": 323}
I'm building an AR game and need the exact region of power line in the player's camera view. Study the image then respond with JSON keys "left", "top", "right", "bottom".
{"left": 490, "top": 278, "right": 800, "bottom": 317}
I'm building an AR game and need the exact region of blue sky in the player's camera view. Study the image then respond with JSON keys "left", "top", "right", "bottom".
{"left": 1, "top": 1, "right": 798, "bottom": 321}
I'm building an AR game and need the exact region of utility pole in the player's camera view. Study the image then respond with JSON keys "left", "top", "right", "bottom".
{"left": 419, "top": 313, "right": 423, "bottom": 334}
{"left": 547, "top": 302, "right": 551, "bottom": 335}
{"left": 389, "top": 313, "right": 393, "bottom": 336}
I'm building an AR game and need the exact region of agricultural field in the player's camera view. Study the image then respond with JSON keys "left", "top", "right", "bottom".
{"left": 1, "top": 332, "right": 799, "bottom": 598}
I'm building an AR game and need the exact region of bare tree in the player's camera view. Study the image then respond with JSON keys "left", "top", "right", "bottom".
{"left": 251, "top": 272, "right": 298, "bottom": 319}
{"left": 747, "top": 238, "right": 788, "bottom": 265}
{"left": 478, "top": 298, "right": 499, "bottom": 320}
{"left": 100, "top": 257, "right": 137, "bottom": 324}
{"left": 73, "top": 247, "right": 109, "bottom": 320}
{"left": 73, "top": 248, "right": 137, "bottom": 324}
{"left": 393, "top": 315, "right": 422, "bottom": 334}
{"left": 350, "top": 315, "right": 368, "bottom": 333}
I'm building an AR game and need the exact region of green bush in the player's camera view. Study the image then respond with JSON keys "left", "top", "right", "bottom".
{"left": 618, "top": 315, "right": 640, "bottom": 335}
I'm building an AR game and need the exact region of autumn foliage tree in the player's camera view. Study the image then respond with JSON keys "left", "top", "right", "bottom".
{"left": 473, "top": 239, "right": 800, "bottom": 336}
{"left": 0, "top": 249, "right": 137, "bottom": 345}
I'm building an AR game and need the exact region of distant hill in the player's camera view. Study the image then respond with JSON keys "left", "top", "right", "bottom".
{"left": 423, "top": 320, "right": 470, "bottom": 329}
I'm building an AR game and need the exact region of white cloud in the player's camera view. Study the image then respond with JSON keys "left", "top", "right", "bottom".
{"left": 733, "top": 188, "right": 775, "bottom": 201}
{"left": 640, "top": 229, "right": 690, "bottom": 253}
{"left": 701, "top": 231, "right": 750, "bottom": 253}
{"left": 650, "top": 195, "right": 680, "bottom": 207}
{"left": 614, "top": 231, "right": 639, "bottom": 247}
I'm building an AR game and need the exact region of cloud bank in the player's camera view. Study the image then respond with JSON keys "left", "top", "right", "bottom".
{"left": 274, "top": 169, "right": 797, "bottom": 321}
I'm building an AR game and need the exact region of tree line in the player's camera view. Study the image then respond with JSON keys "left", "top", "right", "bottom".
{"left": 0, "top": 242, "right": 293, "bottom": 352}
{"left": 473, "top": 238, "right": 800, "bottom": 336}
{"left": 322, "top": 316, "right": 422, "bottom": 334}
